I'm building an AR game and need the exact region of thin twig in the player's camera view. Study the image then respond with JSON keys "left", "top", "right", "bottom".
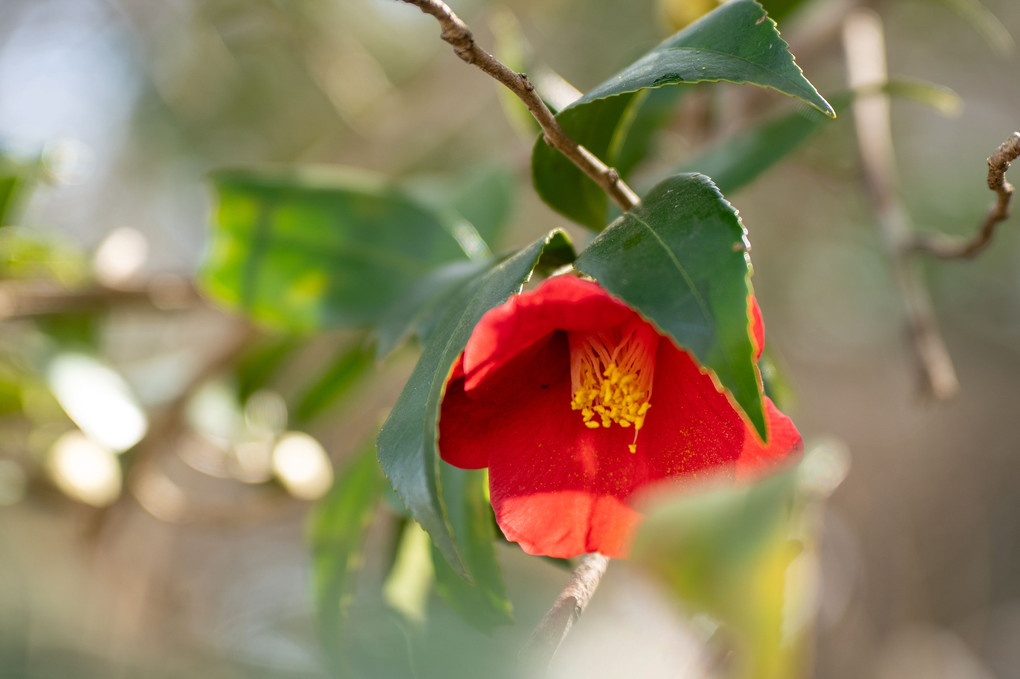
{"left": 908, "top": 132, "right": 1020, "bottom": 259}
{"left": 397, "top": 0, "right": 640, "bottom": 213}
{"left": 524, "top": 552, "right": 610, "bottom": 666}
{"left": 0, "top": 276, "right": 203, "bottom": 320}
{"left": 843, "top": 9, "right": 959, "bottom": 400}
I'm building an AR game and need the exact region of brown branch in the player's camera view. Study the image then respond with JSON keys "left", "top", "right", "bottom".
{"left": 908, "top": 132, "right": 1020, "bottom": 259}
{"left": 523, "top": 552, "right": 610, "bottom": 666}
{"left": 843, "top": 9, "right": 959, "bottom": 400}
{"left": 0, "top": 275, "right": 203, "bottom": 320}
{"left": 398, "top": 0, "right": 640, "bottom": 213}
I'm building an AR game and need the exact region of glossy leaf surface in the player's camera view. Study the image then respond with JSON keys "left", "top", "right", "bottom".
{"left": 310, "top": 442, "right": 388, "bottom": 676}
{"left": 574, "top": 174, "right": 766, "bottom": 439}
{"left": 431, "top": 466, "right": 513, "bottom": 632}
{"left": 533, "top": 0, "right": 833, "bottom": 229}
{"left": 377, "top": 230, "right": 574, "bottom": 576}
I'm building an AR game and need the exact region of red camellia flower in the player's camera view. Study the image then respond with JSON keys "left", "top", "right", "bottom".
{"left": 438, "top": 275, "right": 802, "bottom": 559}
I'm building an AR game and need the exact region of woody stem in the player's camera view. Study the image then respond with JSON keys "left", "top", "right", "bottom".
{"left": 396, "top": 0, "right": 640, "bottom": 213}
{"left": 524, "top": 552, "right": 611, "bottom": 665}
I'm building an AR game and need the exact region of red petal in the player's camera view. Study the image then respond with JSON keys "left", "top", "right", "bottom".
{"left": 481, "top": 378, "right": 649, "bottom": 558}
{"left": 462, "top": 276, "right": 631, "bottom": 395}
{"left": 439, "top": 332, "right": 568, "bottom": 469}
{"left": 631, "top": 336, "right": 748, "bottom": 480}
{"left": 437, "top": 278, "right": 801, "bottom": 559}
{"left": 441, "top": 343, "right": 649, "bottom": 557}
{"left": 735, "top": 396, "right": 803, "bottom": 479}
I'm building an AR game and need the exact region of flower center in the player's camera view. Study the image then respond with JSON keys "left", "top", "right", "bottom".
{"left": 569, "top": 320, "right": 658, "bottom": 453}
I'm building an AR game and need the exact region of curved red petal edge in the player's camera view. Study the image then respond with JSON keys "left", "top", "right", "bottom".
{"left": 437, "top": 275, "right": 802, "bottom": 558}
{"left": 750, "top": 296, "right": 765, "bottom": 361}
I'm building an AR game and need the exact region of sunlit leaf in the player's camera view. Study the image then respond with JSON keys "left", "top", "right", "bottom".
{"left": 574, "top": 174, "right": 766, "bottom": 439}
{"left": 383, "top": 520, "right": 435, "bottom": 623}
{"left": 374, "top": 258, "right": 494, "bottom": 359}
{"left": 533, "top": 0, "right": 834, "bottom": 229}
{"left": 202, "top": 167, "right": 469, "bottom": 332}
{"left": 431, "top": 466, "right": 513, "bottom": 633}
{"left": 631, "top": 444, "right": 848, "bottom": 679}
{"left": 377, "top": 230, "right": 575, "bottom": 576}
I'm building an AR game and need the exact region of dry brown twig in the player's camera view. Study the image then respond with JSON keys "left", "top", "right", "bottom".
{"left": 0, "top": 275, "right": 202, "bottom": 320}
{"left": 398, "top": 0, "right": 640, "bottom": 212}
{"left": 845, "top": 9, "right": 1019, "bottom": 400}
{"left": 909, "top": 132, "right": 1020, "bottom": 259}
{"left": 843, "top": 9, "right": 960, "bottom": 400}
{"left": 523, "top": 552, "right": 611, "bottom": 665}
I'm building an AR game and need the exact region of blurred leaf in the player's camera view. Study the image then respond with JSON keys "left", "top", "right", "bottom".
{"left": 294, "top": 341, "right": 374, "bottom": 424}
{"left": 933, "top": 0, "right": 1013, "bottom": 56}
{"left": 680, "top": 104, "right": 833, "bottom": 195}
{"left": 446, "top": 166, "right": 516, "bottom": 252}
{"left": 309, "top": 441, "right": 388, "bottom": 677}
{"left": 0, "top": 155, "right": 36, "bottom": 228}
{"left": 867, "top": 78, "right": 962, "bottom": 117}
{"left": 432, "top": 466, "right": 513, "bottom": 633}
{"left": 613, "top": 86, "right": 686, "bottom": 177}
{"left": 676, "top": 78, "right": 956, "bottom": 197}
{"left": 202, "top": 167, "right": 469, "bottom": 332}
{"left": 632, "top": 469, "right": 798, "bottom": 615}
{"left": 383, "top": 520, "right": 435, "bottom": 624}
{"left": 0, "top": 364, "right": 22, "bottom": 417}
{"left": 533, "top": 0, "right": 834, "bottom": 229}
{"left": 575, "top": 174, "right": 766, "bottom": 440}
{"left": 490, "top": 7, "right": 543, "bottom": 139}
{"left": 374, "top": 258, "right": 495, "bottom": 359}
{"left": 631, "top": 469, "right": 805, "bottom": 679}
{"left": 377, "top": 230, "right": 575, "bottom": 577}
{"left": 235, "top": 336, "right": 301, "bottom": 402}
{"left": 0, "top": 227, "right": 88, "bottom": 283}
{"left": 759, "top": 0, "right": 813, "bottom": 22}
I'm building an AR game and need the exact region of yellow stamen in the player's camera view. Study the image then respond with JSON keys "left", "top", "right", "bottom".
{"left": 569, "top": 320, "right": 657, "bottom": 453}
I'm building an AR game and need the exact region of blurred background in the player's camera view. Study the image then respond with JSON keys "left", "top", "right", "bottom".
{"left": 0, "top": 0, "right": 1018, "bottom": 677}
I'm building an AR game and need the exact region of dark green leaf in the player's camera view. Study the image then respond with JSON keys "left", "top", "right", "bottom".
{"left": 680, "top": 104, "right": 833, "bottom": 195}
{"left": 377, "top": 230, "right": 575, "bottom": 576}
{"left": 431, "top": 466, "right": 513, "bottom": 633}
{"left": 201, "top": 167, "right": 469, "bottom": 332}
{"left": 374, "top": 258, "right": 496, "bottom": 359}
{"left": 533, "top": 0, "right": 834, "bottom": 229}
{"left": 294, "top": 341, "right": 374, "bottom": 424}
{"left": 574, "top": 174, "right": 766, "bottom": 439}
{"left": 235, "top": 336, "right": 301, "bottom": 402}
{"left": 532, "top": 93, "right": 637, "bottom": 229}
{"left": 309, "top": 441, "right": 388, "bottom": 676}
